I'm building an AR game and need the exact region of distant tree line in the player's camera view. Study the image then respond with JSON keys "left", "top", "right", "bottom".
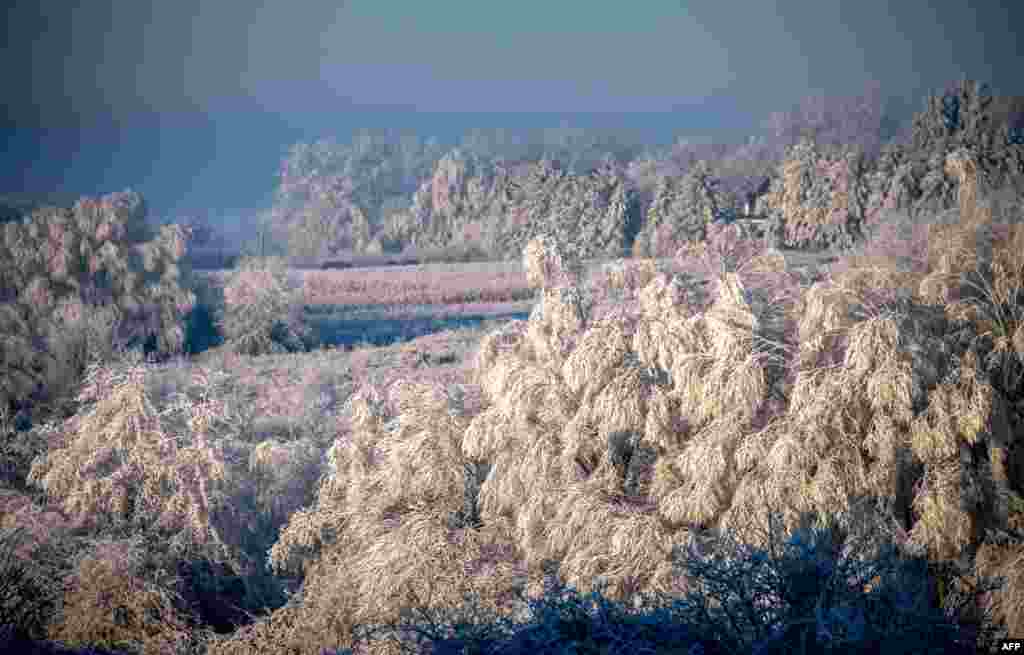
{"left": 156, "top": 80, "right": 1023, "bottom": 269}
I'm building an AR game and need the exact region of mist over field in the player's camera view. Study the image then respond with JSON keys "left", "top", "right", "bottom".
{"left": 3, "top": 0, "right": 1022, "bottom": 246}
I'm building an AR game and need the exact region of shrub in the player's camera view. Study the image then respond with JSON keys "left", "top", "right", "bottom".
{"left": 330, "top": 505, "right": 999, "bottom": 655}
{"left": 39, "top": 298, "right": 126, "bottom": 416}
{"left": 0, "top": 525, "right": 60, "bottom": 645}
{"left": 217, "top": 256, "right": 314, "bottom": 356}
{"left": 522, "top": 233, "right": 584, "bottom": 291}
{"left": 20, "top": 350, "right": 311, "bottom": 648}
{"left": 0, "top": 405, "right": 50, "bottom": 490}
{"left": 599, "top": 258, "right": 664, "bottom": 300}
{"left": 24, "top": 350, "right": 294, "bottom": 586}
{"left": 0, "top": 190, "right": 198, "bottom": 423}
{"left": 633, "top": 160, "right": 722, "bottom": 257}
{"left": 863, "top": 79, "right": 1024, "bottom": 234}
{"left": 41, "top": 533, "right": 203, "bottom": 655}
{"left": 755, "top": 138, "right": 870, "bottom": 251}
{"left": 660, "top": 507, "right": 1003, "bottom": 654}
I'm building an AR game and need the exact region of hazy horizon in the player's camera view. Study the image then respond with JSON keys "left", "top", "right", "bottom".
{"left": 2, "top": 0, "right": 1021, "bottom": 222}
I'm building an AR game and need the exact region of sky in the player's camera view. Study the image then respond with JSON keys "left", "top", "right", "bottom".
{"left": 2, "top": 0, "right": 1022, "bottom": 223}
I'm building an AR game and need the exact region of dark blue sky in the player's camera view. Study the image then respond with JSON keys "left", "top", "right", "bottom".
{"left": 2, "top": 0, "right": 1021, "bottom": 222}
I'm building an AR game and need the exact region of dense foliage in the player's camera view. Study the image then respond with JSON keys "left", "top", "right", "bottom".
{"left": 3, "top": 78, "right": 1024, "bottom": 655}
